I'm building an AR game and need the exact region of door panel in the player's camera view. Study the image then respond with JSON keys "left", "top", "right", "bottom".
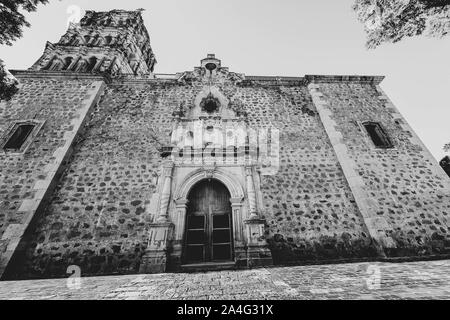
{"left": 184, "top": 179, "right": 233, "bottom": 264}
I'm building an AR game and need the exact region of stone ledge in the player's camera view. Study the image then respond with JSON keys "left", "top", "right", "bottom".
{"left": 305, "top": 75, "right": 385, "bottom": 84}
{"left": 245, "top": 75, "right": 304, "bottom": 81}
{"left": 10, "top": 70, "right": 109, "bottom": 83}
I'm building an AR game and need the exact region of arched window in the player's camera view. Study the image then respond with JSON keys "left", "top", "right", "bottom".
{"left": 62, "top": 57, "right": 73, "bottom": 71}
{"left": 105, "top": 35, "right": 112, "bottom": 45}
{"left": 86, "top": 57, "right": 98, "bottom": 72}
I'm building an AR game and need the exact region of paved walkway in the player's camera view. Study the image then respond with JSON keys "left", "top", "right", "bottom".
{"left": 1, "top": 260, "right": 449, "bottom": 299}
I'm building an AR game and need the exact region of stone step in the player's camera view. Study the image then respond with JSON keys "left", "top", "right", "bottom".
{"left": 180, "top": 261, "right": 236, "bottom": 273}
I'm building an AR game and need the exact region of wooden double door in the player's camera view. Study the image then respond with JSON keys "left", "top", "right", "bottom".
{"left": 184, "top": 179, "right": 234, "bottom": 264}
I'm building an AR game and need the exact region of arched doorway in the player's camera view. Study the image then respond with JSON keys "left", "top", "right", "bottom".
{"left": 183, "top": 179, "right": 234, "bottom": 264}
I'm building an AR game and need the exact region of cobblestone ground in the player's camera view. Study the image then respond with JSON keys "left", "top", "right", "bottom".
{"left": 0, "top": 260, "right": 449, "bottom": 300}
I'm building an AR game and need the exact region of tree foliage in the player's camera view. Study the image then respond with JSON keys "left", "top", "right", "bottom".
{"left": 0, "top": 0, "right": 49, "bottom": 46}
{"left": 353, "top": 0, "right": 450, "bottom": 48}
{"left": 0, "top": 0, "right": 48, "bottom": 100}
{"left": 0, "top": 58, "right": 18, "bottom": 100}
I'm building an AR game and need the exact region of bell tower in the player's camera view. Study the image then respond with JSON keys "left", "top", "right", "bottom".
{"left": 30, "top": 9, "right": 156, "bottom": 76}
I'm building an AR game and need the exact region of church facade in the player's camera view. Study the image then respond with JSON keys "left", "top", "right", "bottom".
{"left": 1, "top": 9, "right": 449, "bottom": 280}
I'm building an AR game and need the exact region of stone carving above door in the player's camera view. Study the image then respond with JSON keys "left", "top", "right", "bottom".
{"left": 177, "top": 54, "right": 245, "bottom": 84}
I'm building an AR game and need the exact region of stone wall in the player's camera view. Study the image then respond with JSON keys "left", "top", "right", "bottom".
{"left": 0, "top": 73, "right": 104, "bottom": 279}
{"left": 4, "top": 73, "right": 449, "bottom": 280}
{"left": 13, "top": 76, "right": 379, "bottom": 279}
{"left": 244, "top": 81, "right": 378, "bottom": 263}
{"left": 310, "top": 80, "right": 450, "bottom": 257}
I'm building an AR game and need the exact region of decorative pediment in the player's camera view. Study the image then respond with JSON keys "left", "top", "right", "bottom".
{"left": 171, "top": 86, "right": 248, "bottom": 122}
{"left": 177, "top": 54, "right": 245, "bottom": 84}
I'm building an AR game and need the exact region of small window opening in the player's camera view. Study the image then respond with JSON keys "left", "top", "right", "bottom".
{"left": 363, "top": 122, "right": 393, "bottom": 148}
{"left": 200, "top": 94, "right": 220, "bottom": 113}
{"left": 3, "top": 124, "right": 35, "bottom": 151}
{"left": 204, "top": 99, "right": 218, "bottom": 113}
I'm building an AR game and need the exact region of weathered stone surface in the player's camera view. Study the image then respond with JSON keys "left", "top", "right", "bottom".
{"left": 309, "top": 81, "right": 450, "bottom": 257}
{"left": 0, "top": 74, "right": 105, "bottom": 279}
{"left": 0, "top": 260, "right": 449, "bottom": 300}
{"left": 1, "top": 9, "right": 449, "bottom": 280}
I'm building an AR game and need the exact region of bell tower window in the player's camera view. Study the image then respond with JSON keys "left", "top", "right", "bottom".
{"left": 62, "top": 57, "right": 73, "bottom": 70}
{"left": 87, "top": 57, "right": 98, "bottom": 72}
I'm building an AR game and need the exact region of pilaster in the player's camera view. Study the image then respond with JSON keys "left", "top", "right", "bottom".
{"left": 140, "top": 162, "right": 175, "bottom": 273}
{"left": 307, "top": 82, "right": 395, "bottom": 257}
{"left": 0, "top": 80, "right": 106, "bottom": 279}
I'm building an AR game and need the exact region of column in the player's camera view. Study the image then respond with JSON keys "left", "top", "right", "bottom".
{"left": 245, "top": 166, "right": 258, "bottom": 220}
{"left": 139, "top": 162, "right": 175, "bottom": 274}
{"left": 156, "top": 163, "right": 174, "bottom": 223}
{"left": 230, "top": 197, "right": 248, "bottom": 266}
{"left": 170, "top": 198, "right": 188, "bottom": 269}
{"left": 243, "top": 166, "right": 273, "bottom": 267}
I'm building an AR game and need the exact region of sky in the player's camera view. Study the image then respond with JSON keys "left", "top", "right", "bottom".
{"left": 1, "top": 0, "right": 449, "bottom": 161}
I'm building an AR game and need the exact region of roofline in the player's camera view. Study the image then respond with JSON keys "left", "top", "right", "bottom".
{"left": 9, "top": 70, "right": 385, "bottom": 85}
{"left": 304, "top": 75, "right": 385, "bottom": 84}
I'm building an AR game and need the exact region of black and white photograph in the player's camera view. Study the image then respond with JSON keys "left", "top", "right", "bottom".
{"left": 0, "top": 0, "right": 449, "bottom": 308}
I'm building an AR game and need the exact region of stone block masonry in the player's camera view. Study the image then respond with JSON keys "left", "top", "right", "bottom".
{"left": 14, "top": 76, "right": 381, "bottom": 279}
{"left": 2, "top": 70, "right": 449, "bottom": 279}
{"left": 306, "top": 76, "right": 450, "bottom": 258}
{"left": 1, "top": 9, "right": 449, "bottom": 280}
{"left": 0, "top": 72, "right": 105, "bottom": 279}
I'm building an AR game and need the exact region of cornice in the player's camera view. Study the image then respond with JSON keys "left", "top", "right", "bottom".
{"left": 9, "top": 70, "right": 386, "bottom": 87}
{"left": 10, "top": 70, "right": 110, "bottom": 83}
{"left": 304, "top": 75, "right": 385, "bottom": 85}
